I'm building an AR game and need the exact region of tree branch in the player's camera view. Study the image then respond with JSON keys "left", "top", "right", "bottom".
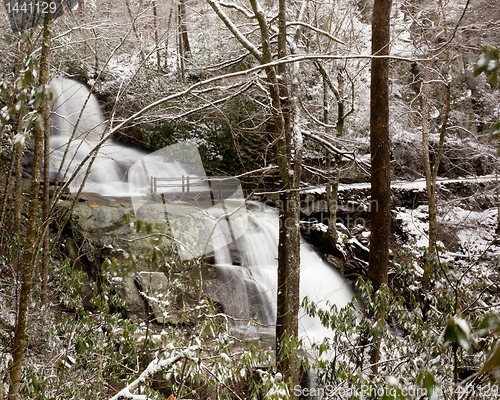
{"left": 55, "top": 52, "right": 426, "bottom": 199}
{"left": 287, "top": 21, "right": 346, "bottom": 46}
{"left": 302, "top": 130, "right": 355, "bottom": 161}
{"left": 207, "top": 0, "right": 263, "bottom": 62}
{"left": 109, "top": 348, "right": 199, "bottom": 400}
{"left": 219, "top": 1, "right": 255, "bottom": 19}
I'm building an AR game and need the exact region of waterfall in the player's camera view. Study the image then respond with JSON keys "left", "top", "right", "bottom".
{"left": 50, "top": 77, "right": 145, "bottom": 195}
{"left": 51, "top": 78, "right": 353, "bottom": 345}
{"left": 228, "top": 204, "right": 353, "bottom": 343}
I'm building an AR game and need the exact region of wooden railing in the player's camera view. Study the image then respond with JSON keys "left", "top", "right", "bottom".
{"left": 149, "top": 173, "right": 284, "bottom": 201}
{"left": 150, "top": 176, "right": 242, "bottom": 201}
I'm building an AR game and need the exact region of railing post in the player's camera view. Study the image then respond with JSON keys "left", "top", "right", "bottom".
{"left": 187, "top": 176, "right": 190, "bottom": 194}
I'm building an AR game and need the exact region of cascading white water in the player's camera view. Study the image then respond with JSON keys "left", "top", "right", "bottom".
{"left": 50, "top": 77, "right": 146, "bottom": 195}
{"left": 214, "top": 203, "right": 353, "bottom": 344}
{"left": 51, "top": 78, "right": 353, "bottom": 345}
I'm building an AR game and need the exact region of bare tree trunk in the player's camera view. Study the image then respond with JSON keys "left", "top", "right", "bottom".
{"left": 40, "top": 64, "right": 52, "bottom": 305}
{"left": 420, "top": 64, "right": 435, "bottom": 289}
{"left": 421, "top": 66, "right": 451, "bottom": 288}
{"left": 323, "top": 73, "right": 330, "bottom": 132}
{"left": 152, "top": 0, "right": 161, "bottom": 71}
{"left": 315, "top": 62, "right": 345, "bottom": 136}
{"left": 177, "top": 5, "right": 185, "bottom": 81}
{"left": 164, "top": 6, "right": 173, "bottom": 68}
{"left": 276, "top": 188, "right": 288, "bottom": 368}
{"left": 125, "top": 0, "right": 145, "bottom": 62}
{"left": 207, "top": 0, "right": 303, "bottom": 389}
{"left": 92, "top": 28, "right": 99, "bottom": 78}
{"left": 367, "top": 0, "right": 392, "bottom": 376}
{"left": 336, "top": 68, "right": 345, "bottom": 136}
{"left": 0, "top": 151, "right": 15, "bottom": 256}
{"left": 323, "top": 75, "right": 339, "bottom": 243}
{"left": 284, "top": 63, "right": 303, "bottom": 399}
{"left": 178, "top": 0, "right": 190, "bottom": 55}
{"left": 421, "top": 0, "right": 453, "bottom": 290}
{"left": 0, "top": 39, "right": 29, "bottom": 255}
{"left": 275, "top": 0, "right": 297, "bottom": 382}
{"left": 368, "top": 0, "right": 392, "bottom": 292}
{"left": 327, "top": 170, "right": 339, "bottom": 244}
{"left": 13, "top": 140, "right": 23, "bottom": 236}
{"left": 8, "top": 16, "right": 52, "bottom": 398}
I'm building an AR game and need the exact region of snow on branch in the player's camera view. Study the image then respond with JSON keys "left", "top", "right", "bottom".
{"left": 302, "top": 130, "right": 355, "bottom": 161}
{"left": 58, "top": 52, "right": 425, "bottom": 199}
{"left": 109, "top": 346, "right": 200, "bottom": 400}
{"left": 287, "top": 21, "right": 346, "bottom": 46}
{"left": 207, "top": 0, "right": 263, "bottom": 62}
{"left": 218, "top": 1, "right": 255, "bottom": 19}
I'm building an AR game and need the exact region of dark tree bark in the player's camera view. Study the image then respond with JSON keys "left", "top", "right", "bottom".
{"left": 276, "top": 0, "right": 293, "bottom": 380}
{"left": 276, "top": 189, "right": 288, "bottom": 366}
{"left": 178, "top": 0, "right": 190, "bottom": 55}
{"left": 9, "top": 16, "right": 52, "bottom": 398}
{"left": 41, "top": 98, "right": 51, "bottom": 304}
{"left": 13, "top": 140, "right": 23, "bottom": 236}
{"left": 152, "top": 0, "right": 161, "bottom": 71}
{"left": 41, "top": 37, "right": 53, "bottom": 303}
{"left": 367, "top": 0, "right": 392, "bottom": 376}
{"left": 421, "top": 0, "right": 452, "bottom": 290}
{"left": 336, "top": 69, "right": 345, "bottom": 136}
{"left": 368, "top": 0, "right": 392, "bottom": 292}
{"left": 326, "top": 170, "right": 339, "bottom": 244}
{"left": 207, "top": 0, "right": 302, "bottom": 390}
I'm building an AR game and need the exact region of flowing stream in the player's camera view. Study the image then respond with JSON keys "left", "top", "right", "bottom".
{"left": 51, "top": 77, "right": 353, "bottom": 345}
{"left": 210, "top": 203, "right": 353, "bottom": 343}
{"left": 50, "top": 77, "right": 145, "bottom": 195}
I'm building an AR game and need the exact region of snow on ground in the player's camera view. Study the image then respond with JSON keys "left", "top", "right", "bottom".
{"left": 106, "top": 55, "right": 139, "bottom": 80}
{"left": 303, "top": 175, "right": 499, "bottom": 196}
{"left": 394, "top": 204, "right": 500, "bottom": 264}
{"left": 440, "top": 206, "right": 498, "bottom": 256}
{"left": 395, "top": 205, "right": 431, "bottom": 249}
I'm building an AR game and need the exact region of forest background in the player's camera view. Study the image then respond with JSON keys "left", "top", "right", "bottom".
{"left": 0, "top": 0, "right": 500, "bottom": 398}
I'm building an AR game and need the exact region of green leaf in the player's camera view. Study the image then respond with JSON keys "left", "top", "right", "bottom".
{"left": 20, "top": 32, "right": 29, "bottom": 44}
{"left": 442, "top": 317, "right": 474, "bottom": 352}
{"left": 75, "top": 338, "right": 87, "bottom": 353}
{"left": 492, "top": 122, "right": 500, "bottom": 139}
{"left": 12, "top": 100, "right": 28, "bottom": 118}
{"left": 33, "top": 85, "right": 45, "bottom": 109}
{"left": 34, "top": 115, "right": 44, "bottom": 132}
{"left": 21, "top": 119, "right": 33, "bottom": 131}
{"left": 0, "top": 81, "right": 9, "bottom": 96}
{"left": 22, "top": 70, "right": 34, "bottom": 87}
{"left": 480, "top": 341, "right": 500, "bottom": 378}
{"left": 474, "top": 46, "right": 500, "bottom": 88}
{"left": 422, "top": 370, "right": 437, "bottom": 399}
{"left": 477, "top": 314, "right": 500, "bottom": 337}
{"left": 27, "top": 55, "right": 38, "bottom": 71}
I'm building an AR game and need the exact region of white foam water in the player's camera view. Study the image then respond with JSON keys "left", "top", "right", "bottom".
{"left": 50, "top": 77, "right": 145, "bottom": 195}
{"left": 214, "top": 204, "right": 353, "bottom": 344}
{"left": 51, "top": 78, "right": 353, "bottom": 346}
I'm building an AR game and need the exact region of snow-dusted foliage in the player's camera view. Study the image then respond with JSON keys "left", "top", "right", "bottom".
{"left": 0, "top": 256, "right": 292, "bottom": 399}
{"left": 1, "top": 0, "right": 500, "bottom": 397}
